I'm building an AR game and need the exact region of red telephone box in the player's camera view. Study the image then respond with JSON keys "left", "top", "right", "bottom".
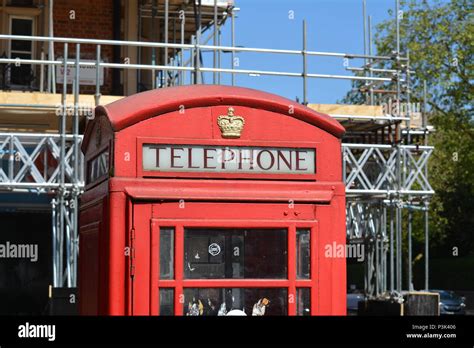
{"left": 79, "top": 85, "right": 346, "bottom": 316}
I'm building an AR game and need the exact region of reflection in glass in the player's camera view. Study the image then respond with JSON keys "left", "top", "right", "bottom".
{"left": 296, "top": 229, "right": 310, "bottom": 279}
{"left": 159, "top": 288, "right": 174, "bottom": 316}
{"left": 296, "top": 288, "right": 311, "bottom": 316}
{"left": 160, "top": 228, "right": 174, "bottom": 279}
{"left": 184, "top": 228, "right": 287, "bottom": 279}
{"left": 183, "top": 288, "right": 287, "bottom": 316}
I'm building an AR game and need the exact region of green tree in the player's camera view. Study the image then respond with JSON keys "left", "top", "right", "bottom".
{"left": 343, "top": 0, "right": 474, "bottom": 256}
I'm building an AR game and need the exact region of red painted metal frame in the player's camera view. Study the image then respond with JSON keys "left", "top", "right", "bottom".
{"left": 80, "top": 85, "right": 346, "bottom": 316}
{"left": 136, "top": 137, "right": 318, "bottom": 181}
{"left": 115, "top": 178, "right": 337, "bottom": 203}
{"left": 126, "top": 198, "right": 134, "bottom": 316}
{"left": 148, "top": 218, "right": 318, "bottom": 316}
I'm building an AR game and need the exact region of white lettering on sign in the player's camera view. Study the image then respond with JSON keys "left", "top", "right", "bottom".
{"left": 142, "top": 144, "right": 315, "bottom": 174}
{"left": 56, "top": 59, "right": 104, "bottom": 86}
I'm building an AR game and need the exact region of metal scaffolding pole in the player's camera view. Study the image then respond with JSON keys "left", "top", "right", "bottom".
{"left": 423, "top": 79, "right": 430, "bottom": 291}
{"left": 423, "top": 80, "right": 428, "bottom": 129}
{"left": 395, "top": 0, "right": 403, "bottom": 293}
{"left": 52, "top": 198, "right": 58, "bottom": 285}
{"left": 425, "top": 200, "right": 429, "bottom": 290}
{"left": 406, "top": 49, "right": 413, "bottom": 293}
{"left": 194, "top": 0, "right": 202, "bottom": 84}
{"left": 95, "top": 45, "right": 101, "bottom": 106}
{"left": 231, "top": 7, "right": 235, "bottom": 86}
{"left": 55, "top": 42, "right": 68, "bottom": 287}
{"left": 362, "top": 0, "right": 368, "bottom": 103}
{"left": 72, "top": 43, "right": 80, "bottom": 287}
{"left": 180, "top": 9, "right": 185, "bottom": 85}
{"left": 151, "top": 0, "right": 157, "bottom": 88}
{"left": 1, "top": 34, "right": 407, "bottom": 61}
{"left": 74, "top": 44, "right": 80, "bottom": 185}
{"left": 163, "top": 0, "right": 169, "bottom": 87}
{"left": 217, "top": 15, "right": 222, "bottom": 84}
{"left": 396, "top": 205, "right": 402, "bottom": 292}
{"left": 368, "top": 15, "right": 374, "bottom": 105}
{"left": 213, "top": 0, "right": 218, "bottom": 84}
{"left": 190, "top": 34, "right": 195, "bottom": 83}
{"left": 48, "top": 0, "right": 56, "bottom": 94}
{"left": 302, "top": 20, "right": 308, "bottom": 105}
{"left": 383, "top": 205, "right": 387, "bottom": 293}
{"left": 406, "top": 50, "right": 411, "bottom": 143}
{"left": 172, "top": 18, "right": 176, "bottom": 86}
{"left": 40, "top": 51, "right": 45, "bottom": 92}
{"left": 375, "top": 204, "right": 380, "bottom": 296}
{"left": 137, "top": 2, "right": 142, "bottom": 91}
{"left": 408, "top": 207, "right": 413, "bottom": 290}
{"left": 390, "top": 204, "right": 394, "bottom": 292}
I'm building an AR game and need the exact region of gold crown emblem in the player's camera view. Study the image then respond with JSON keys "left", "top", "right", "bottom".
{"left": 217, "top": 107, "right": 245, "bottom": 138}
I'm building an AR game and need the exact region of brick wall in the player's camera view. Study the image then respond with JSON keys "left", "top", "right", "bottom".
{"left": 53, "top": 0, "right": 116, "bottom": 95}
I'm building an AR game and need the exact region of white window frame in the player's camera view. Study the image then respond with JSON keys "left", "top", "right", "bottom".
{"left": 8, "top": 15, "right": 36, "bottom": 87}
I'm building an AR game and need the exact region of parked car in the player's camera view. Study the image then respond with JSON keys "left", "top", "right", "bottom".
{"left": 347, "top": 293, "right": 365, "bottom": 315}
{"left": 431, "top": 290, "right": 466, "bottom": 315}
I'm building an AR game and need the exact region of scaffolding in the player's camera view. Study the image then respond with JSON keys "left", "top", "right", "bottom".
{"left": 0, "top": 0, "right": 433, "bottom": 300}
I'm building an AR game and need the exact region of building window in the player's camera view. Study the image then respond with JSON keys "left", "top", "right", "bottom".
{"left": 7, "top": 0, "right": 35, "bottom": 6}
{"left": 9, "top": 16, "right": 34, "bottom": 87}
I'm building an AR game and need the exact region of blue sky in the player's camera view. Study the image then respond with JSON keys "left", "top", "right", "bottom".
{"left": 200, "top": 0, "right": 398, "bottom": 103}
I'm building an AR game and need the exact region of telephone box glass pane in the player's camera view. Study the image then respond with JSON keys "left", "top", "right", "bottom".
{"left": 184, "top": 228, "right": 287, "bottom": 279}
{"left": 160, "top": 227, "right": 174, "bottom": 279}
{"left": 159, "top": 288, "right": 174, "bottom": 316}
{"left": 183, "top": 288, "right": 287, "bottom": 316}
{"left": 296, "top": 288, "right": 311, "bottom": 316}
{"left": 296, "top": 228, "right": 310, "bottom": 279}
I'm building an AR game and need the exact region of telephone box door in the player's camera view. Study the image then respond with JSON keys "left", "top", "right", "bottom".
{"left": 130, "top": 201, "right": 319, "bottom": 316}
